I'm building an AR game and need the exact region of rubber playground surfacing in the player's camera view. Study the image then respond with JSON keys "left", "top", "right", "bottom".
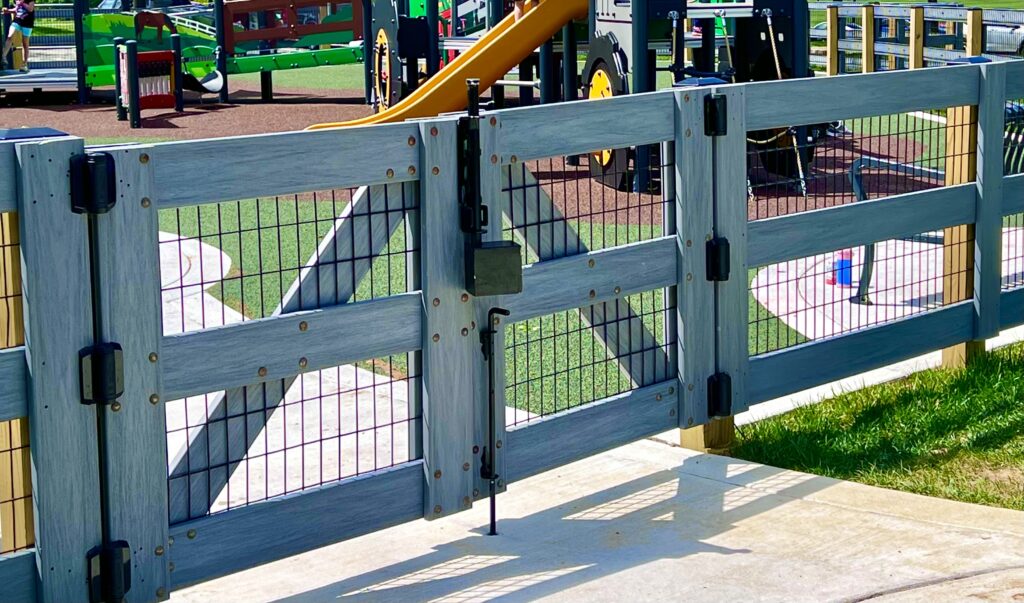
{"left": 0, "top": 82, "right": 375, "bottom": 140}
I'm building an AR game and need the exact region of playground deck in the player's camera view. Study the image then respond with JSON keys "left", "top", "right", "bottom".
{"left": 0, "top": 68, "right": 78, "bottom": 92}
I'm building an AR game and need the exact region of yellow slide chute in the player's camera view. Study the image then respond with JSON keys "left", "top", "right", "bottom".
{"left": 307, "top": 0, "right": 588, "bottom": 130}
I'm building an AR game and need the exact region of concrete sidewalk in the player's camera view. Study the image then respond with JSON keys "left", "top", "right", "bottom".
{"left": 173, "top": 438, "right": 1024, "bottom": 603}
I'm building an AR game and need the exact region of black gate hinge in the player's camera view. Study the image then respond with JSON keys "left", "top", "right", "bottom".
{"left": 79, "top": 342, "right": 125, "bottom": 406}
{"left": 704, "top": 93, "right": 728, "bottom": 137}
{"left": 708, "top": 372, "right": 733, "bottom": 418}
{"left": 706, "top": 237, "right": 731, "bottom": 281}
{"left": 71, "top": 151, "right": 117, "bottom": 215}
{"left": 88, "top": 540, "right": 132, "bottom": 603}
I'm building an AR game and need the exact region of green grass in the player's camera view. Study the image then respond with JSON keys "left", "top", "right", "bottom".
{"left": 734, "top": 342, "right": 1024, "bottom": 510}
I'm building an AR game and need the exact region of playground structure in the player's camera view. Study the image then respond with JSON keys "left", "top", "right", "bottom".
{"left": 0, "top": 0, "right": 363, "bottom": 101}
{"left": 0, "top": 58, "right": 1022, "bottom": 602}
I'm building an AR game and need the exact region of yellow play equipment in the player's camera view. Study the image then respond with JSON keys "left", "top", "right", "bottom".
{"left": 307, "top": 0, "right": 588, "bottom": 130}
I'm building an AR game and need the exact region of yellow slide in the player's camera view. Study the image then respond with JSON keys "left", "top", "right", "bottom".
{"left": 307, "top": 0, "right": 588, "bottom": 130}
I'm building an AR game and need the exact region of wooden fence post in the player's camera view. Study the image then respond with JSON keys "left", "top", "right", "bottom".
{"left": 420, "top": 119, "right": 476, "bottom": 519}
{"left": 0, "top": 203, "right": 33, "bottom": 556}
{"left": 17, "top": 137, "right": 103, "bottom": 602}
{"left": 909, "top": 6, "right": 924, "bottom": 70}
{"left": 675, "top": 89, "right": 722, "bottom": 452}
{"left": 95, "top": 147, "right": 169, "bottom": 602}
{"left": 941, "top": 9, "right": 987, "bottom": 368}
{"left": 826, "top": 4, "right": 840, "bottom": 76}
{"left": 861, "top": 4, "right": 875, "bottom": 74}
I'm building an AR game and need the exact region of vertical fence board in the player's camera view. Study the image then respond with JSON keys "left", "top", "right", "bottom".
{"left": 474, "top": 116, "right": 507, "bottom": 499}
{"left": 674, "top": 90, "right": 715, "bottom": 429}
{"left": 17, "top": 137, "right": 102, "bottom": 603}
{"left": 96, "top": 147, "right": 169, "bottom": 602}
{"left": 714, "top": 87, "right": 749, "bottom": 416}
{"left": 972, "top": 63, "right": 1007, "bottom": 341}
{"left": 420, "top": 120, "right": 475, "bottom": 519}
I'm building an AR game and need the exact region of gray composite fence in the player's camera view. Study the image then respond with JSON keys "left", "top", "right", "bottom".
{"left": 0, "top": 59, "right": 1022, "bottom": 603}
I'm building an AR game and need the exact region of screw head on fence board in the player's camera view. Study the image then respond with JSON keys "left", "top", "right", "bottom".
{"left": 408, "top": 136, "right": 417, "bottom": 146}
{"left": 687, "top": 418, "right": 694, "bottom": 426}
{"left": 669, "top": 409, "right": 676, "bottom": 417}
{"left": 139, "top": 153, "right": 150, "bottom": 164}
{"left": 473, "top": 446, "right": 480, "bottom": 454}
{"left": 684, "top": 93, "right": 691, "bottom": 102}
{"left": 588, "top": 259, "right": 595, "bottom": 268}
{"left": 461, "top": 293, "right": 470, "bottom": 302}
{"left": 258, "top": 367, "right": 268, "bottom": 377}
{"left": 408, "top": 166, "right": 417, "bottom": 176}
{"left": 155, "top": 546, "right": 164, "bottom": 556}
{"left": 490, "top": 155, "right": 498, "bottom": 164}
{"left": 434, "top": 470, "right": 442, "bottom": 479}
{"left": 511, "top": 155, "right": 518, "bottom": 164}
{"left": 432, "top": 298, "right": 440, "bottom": 307}
{"left": 686, "top": 273, "right": 693, "bottom": 282}
{"left": 168, "top": 537, "right": 174, "bottom": 545}
{"left": 496, "top": 440, "right": 502, "bottom": 449}
{"left": 490, "top": 117, "right": 497, "bottom": 126}
{"left": 187, "top": 529, "right": 197, "bottom": 539}
{"left": 149, "top": 394, "right": 159, "bottom": 405}
{"left": 157, "top": 588, "right": 167, "bottom": 599}
{"left": 432, "top": 333, "right": 440, "bottom": 343}
{"left": 656, "top": 394, "right": 662, "bottom": 401}
{"left": 688, "top": 383, "right": 694, "bottom": 391}
{"left": 614, "top": 286, "right": 621, "bottom": 295}
{"left": 669, "top": 386, "right": 675, "bottom": 394}
{"left": 168, "top": 562, "right": 175, "bottom": 572}
{"left": 430, "top": 127, "right": 439, "bottom": 137}
{"left": 386, "top": 168, "right": 395, "bottom": 178}
{"left": 589, "top": 289, "right": 596, "bottom": 299}
{"left": 433, "top": 505, "right": 442, "bottom": 515}
{"left": 686, "top": 240, "right": 692, "bottom": 247}
{"left": 463, "top": 462, "right": 470, "bottom": 471}
{"left": 141, "top": 197, "right": 151, "bottom": 208}
{"left": 685, "top": 128, "right": 692, "bottom": 138}
{"left": 299, "top": 357, "right": 308, "bottom": 369}
{"left": 149, "top": 352, "right": 158, "bottom": 363}
{"left": 432, "top": 167, "right": 440, "bottom": 176}
{"left": 473, "top": 488, "right": 480, "bottom": 497}
{"left": 461, "top": 328, "right": 469, "bottom": 336}
{"left": 299, "top": 321, "right": 308, "bottom": 332}
{"left": 111, "top": 402, "right": 122, "bottom": 412}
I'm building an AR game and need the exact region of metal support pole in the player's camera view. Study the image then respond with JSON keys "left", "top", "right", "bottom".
{"left": 519, "top": 58, "right": 534, "bottom": 106}
{"left": 214, "top": 0, "right": 229, "bottom": 102}
{"left": 171, "top": 34, "right": 184, "bottom": 112}
{"left": 487, "top": 0, "right": 503, "bottom": 29}
{"left": 539, "top": 39, "right": 555, "bottom": 104}
{"left": 74, "top": 0, "right": 89, "bottom": 103}
{"left": 697, "top": 18, "right": 715, "bottom": 72}
{"left": 363, "top": 0, "right": 373, "bottom": 103}
{"left": 426, "top": 0, "right": 439, "bottom": 77}
{"left": 631, "top": 0, "right": 651, "bottom": 192}
{"left": 492, "top": 83, "right": 505, "bottom": 109}
{"left": 260, "top": 70, "right": 273, "bottom": 101}
{"left": 563, "top": 22, "right": 580, "bottom": 165}
{"left": 112, "top": 37, "right": 127, "bottom": 121}
{"left": 126, "top": 40, "right": 141, "bottom": 128}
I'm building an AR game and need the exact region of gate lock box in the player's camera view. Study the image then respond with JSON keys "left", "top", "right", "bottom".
{"left": 466, "top": 240, "right": 523, "bottom": 297}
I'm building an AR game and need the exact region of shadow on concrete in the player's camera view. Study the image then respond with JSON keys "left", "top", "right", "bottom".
{"left": 270, "top": 452, "right": 832, "bottom": 603}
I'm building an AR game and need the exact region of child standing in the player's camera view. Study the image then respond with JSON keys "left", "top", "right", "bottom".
{"left": 3, "top": 0, "right": 34, "bottom": 73}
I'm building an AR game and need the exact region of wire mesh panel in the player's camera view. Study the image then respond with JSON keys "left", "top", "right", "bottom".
{"left": 0, "top": 212, "right": 32, "bottom": 554}
{"left": 1003, "top": 98, "right": 1024, "bottom": 291}
{"left": 159, "top": 185, "right": 423, "bottom": 523}
{"left": 505, "top": 289, "right": 675, "bottom": 428}
{"left": 499, "top": 148, "right": 674, "bottom": 427}
{"left": 748, "top": 107, "right": 978, "bottom": 356}
{"left": 501, "top": 150, "right": 670, "bottom": 264}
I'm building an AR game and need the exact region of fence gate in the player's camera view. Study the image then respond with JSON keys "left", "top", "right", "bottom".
{"left": 0, "top": 86, "right": 758, "bottom": 603}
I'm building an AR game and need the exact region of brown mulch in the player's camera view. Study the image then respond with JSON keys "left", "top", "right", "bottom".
{"left": 0, "top": 81, "right": 373, "bottom": 140}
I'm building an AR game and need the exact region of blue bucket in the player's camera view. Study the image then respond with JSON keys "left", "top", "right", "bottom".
{"left": 835, "top": 250, "right": 854, "bottom": 287}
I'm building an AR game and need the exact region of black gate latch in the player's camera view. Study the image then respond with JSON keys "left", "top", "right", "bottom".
{"left": 79, "top": 342, "right": 124, "bottom": 406}
{"left": 706, "top": 237, "right": 731, "bottom": 282}
{"left": 88, "top": 540, "right": 132, "bottom": 603}
{"left": 704, "top": 93, "right": 728, "bottom": 137}
{"left": 71, "top": 152, "right": 117, "bottom": 215}
{"left": 708, "top": 372, "right": 733, "bottom": 418}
